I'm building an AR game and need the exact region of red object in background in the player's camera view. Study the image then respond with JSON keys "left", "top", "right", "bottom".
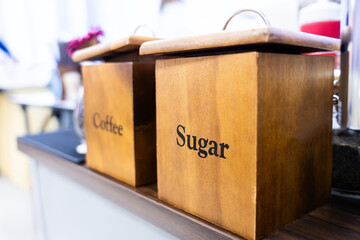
{"left": 299, "top": 0, "right": 341, "bottom": 69}
{"left": 300, "top": 20, "right": 340, "bottom": 39}
{"left": 301, "top": 20, "right": 340, "bottom": 68}
{"left": 66, "top": 27, "right": 104, "bottom": 57}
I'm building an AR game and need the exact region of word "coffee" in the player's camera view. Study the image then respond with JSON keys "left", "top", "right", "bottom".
{"left": 176, "top": 125, "right": 229, "bottom": 159}
{"left": 93, "top": 113, "right": 123, "bottom": 136}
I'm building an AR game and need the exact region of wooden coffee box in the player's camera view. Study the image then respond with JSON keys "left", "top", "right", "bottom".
{"left": 72, "top": 36, "right": 158, "bottom": 187}
{"left": 140, "top": 27, "right": 340, "bottom": 239}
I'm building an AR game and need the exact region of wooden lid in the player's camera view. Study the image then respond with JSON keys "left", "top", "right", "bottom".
{"left": 72, "top": 36, "right": 158, "bottom": 62}
{"left": 140, "top": 27, "right": 340, "bottom": 56}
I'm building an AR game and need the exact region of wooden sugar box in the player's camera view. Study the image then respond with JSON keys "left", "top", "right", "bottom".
{"left": 140, "top": 27, "right": 339, "bottom": 239}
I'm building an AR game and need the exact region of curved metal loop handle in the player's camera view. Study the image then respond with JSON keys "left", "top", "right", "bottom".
{"left": 223, "top": 9, "right": 270, "bottom": 31}
{"left": 133, "top": 24, "right": 156, "bottom": 37}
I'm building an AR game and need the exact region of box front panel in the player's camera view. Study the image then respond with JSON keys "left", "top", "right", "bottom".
{"left": 83, "top": 62, "right": 136, "bottom": 186}
{"left": 156, "top": 52, "right": 258, "bottom": 239}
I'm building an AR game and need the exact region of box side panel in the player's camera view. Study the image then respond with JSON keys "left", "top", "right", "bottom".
{"left": 133, "top": 63, "right": 157, "bottom": 186}
{"left": 156, "top": 52, "right": 258, "bottom": 239}
{"left": 82, "top": 63, "right": 136, "bottom": 186}
{"left": 256, "top": 53, "right": 334, "bottom": 239}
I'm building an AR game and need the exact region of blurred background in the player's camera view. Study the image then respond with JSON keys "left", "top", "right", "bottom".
{"left": 0, "top": 0, "right": 341, "bottom": 239}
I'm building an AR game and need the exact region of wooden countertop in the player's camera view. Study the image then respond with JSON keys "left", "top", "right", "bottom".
{"left": 18, "top": 139, "right": 360, "bottom": 240}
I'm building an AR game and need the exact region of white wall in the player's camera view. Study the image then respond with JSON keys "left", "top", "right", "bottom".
{"left": 156, "top": 0, "right": 299, "bottom": 38}
{"left": 0, "top": 0, "right": 300, "bottom": 88}
{"left": 0, "top": 0, "right": 58, "bottom": 88}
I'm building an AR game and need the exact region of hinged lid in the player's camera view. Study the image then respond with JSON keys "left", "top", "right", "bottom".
{"left": 72, "top": 36, "right": 158, "bottom": 62}
{"left": 140, "top": 27, "right": 340, "bottom": 56}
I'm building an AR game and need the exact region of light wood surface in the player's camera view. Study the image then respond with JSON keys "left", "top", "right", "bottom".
{"left": 72, "top": 36, "right": 158, "bottom": 62}
{"left": 140, "top": 27, "right": 340, "bottom": 56}
{"left": 0, "top": 92, "right": 30, "bottom": 188}
{"left": 82, "top": 62, "right": 156, "bottom": 187}
{"left": 18, "top": 134, "right": 360, "bottom": 240}
{"left": 0, "top": 89, "right": 59, "bottom": 188}
{"left": 156, "top": 52, "right": 333, "bottom": 239}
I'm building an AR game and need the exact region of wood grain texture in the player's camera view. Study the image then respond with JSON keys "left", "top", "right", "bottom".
{"left": 72, "top": 36, "right": 158, "bottom": 62}
{"left": 18, "top": 136, "right": 360, "bottom": 240}
{"left": 156, "top": 52, "right": 333, "bottom": 239}
{"left": 280, "top": 214, "right": 360, "bottom": 240}
{"left": 133, "top": 63, "right": 157, "bottom": 185}
{"left": 82, "top": 62, "right": 156, "bottom": 187}
{"left": 157, "top": 52, "right": 258, "bottom": 239}
{"left": 140, "top": 27, "right": 340, "bottom": 56}
{"left": 309, "top": 205, "right": 360, "bottom": 232}
{"left": 256, "top": 53, "right": 334, "bottom": 239}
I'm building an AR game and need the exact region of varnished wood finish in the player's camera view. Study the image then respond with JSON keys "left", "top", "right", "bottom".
{"left": 18, "top": 138, "right": 360, "bottom": 240}
{"left": 156, "top": 52, "right": 333, "bottom": 239}
{"left": 140, "top": 27, "right": 340, "bottom": 56}
{"left": 72, "top": 36, "right": 158, "bottom": 62}
{"left": 157, "top": 52, "right": 258, "bottom": 239}
{"left": 82, "top": 62, "right": 156, "bottom": 187}
{"left": 256, "top": 53, "right": 334, "bottom": 239}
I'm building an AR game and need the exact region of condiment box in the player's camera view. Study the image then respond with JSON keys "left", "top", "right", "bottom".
{"left": 73, "top": 36, "right": 158, "bottom": 187}
{"left": 140, "top": 27, "right": 339, "bottom": 239}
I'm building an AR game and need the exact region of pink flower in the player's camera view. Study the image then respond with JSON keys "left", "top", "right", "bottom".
{"left": 66, "top": 27, "right": 104, "bottom": 57}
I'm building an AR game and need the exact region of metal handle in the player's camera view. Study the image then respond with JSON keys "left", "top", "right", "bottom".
{"left": 223, "top": 9, "right": 270, "bottom": 31}
{"left": 133, "top": 24, "right": 155, "bottom": 37}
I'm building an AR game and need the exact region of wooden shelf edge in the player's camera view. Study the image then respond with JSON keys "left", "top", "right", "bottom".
{"left": 17, "top": 138, "right": 360, "bottom": 240}
{"left": 17, "top": 140, "right": 243, "bottom": 240}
